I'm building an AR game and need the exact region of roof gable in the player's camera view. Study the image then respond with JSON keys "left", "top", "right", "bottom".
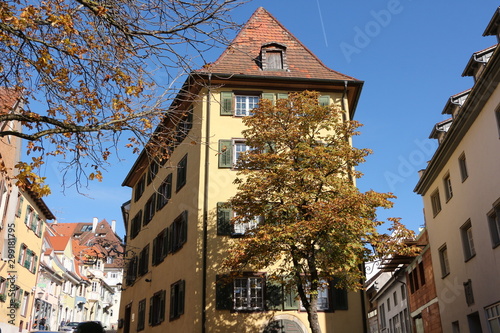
{"left": 205, "top": 7, "right": 358, "bottom": 81}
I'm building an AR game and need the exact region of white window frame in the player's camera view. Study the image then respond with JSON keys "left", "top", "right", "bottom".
{"left": 439, "top": 244, "right": 450, "bottom": 277}
{"left": 461, "top": 220, "right": 476, "bottom": 261}
{"left": 459, "top": 153, "right": 468, "bottom": 182}
{"left": 299, "top": 279, "right": 331, "bottom": 311}
{"left": 443, "top": 173, "right": 453, "bottom": 201}
{"left": 431, "top": 189, "right": 442, "bottom": 217}
{"left": 235, "top": 95, "right": 259, "bottom": 117}
{"left": 233, "top": 140, "right": 253, "bottom": 163}
{"left": 488, "top": 203, "right": 500, "bottom": 248}
{"left": 233, "top": 277, "right": 264, "bottom": 311}
{"left": 486, "top": 302, "right": 500, "bottom": 333}
{"left": 232, "top": 212, "right": 260, "bottom": 235}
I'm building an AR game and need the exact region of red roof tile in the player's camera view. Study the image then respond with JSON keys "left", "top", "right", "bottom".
{"left": 205, "top": 7, "right": 359, "bottom": 81}
{"left": 48, "top": 235, "right": 71, "bottom": 251}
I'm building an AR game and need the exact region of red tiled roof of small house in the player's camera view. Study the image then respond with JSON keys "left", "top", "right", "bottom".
{"left": 204, "top": 7, "right": 359, "bottom": 81}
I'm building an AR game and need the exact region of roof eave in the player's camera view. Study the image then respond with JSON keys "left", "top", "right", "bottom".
{"left": 483, "top": 7, "right": 500, "bottom": 37}
{"left": 415, "top": 46, "right": 500, "bottom": 195}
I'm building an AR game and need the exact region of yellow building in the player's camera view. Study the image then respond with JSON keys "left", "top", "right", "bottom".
{"left": 118, "top": 7, "right": 366, "bottom": 333}
{"left": 0, "top": 89, "right": 56, "bottom": 333}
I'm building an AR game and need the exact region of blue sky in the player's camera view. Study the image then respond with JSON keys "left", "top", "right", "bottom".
{"left": 42, "top": 1, "right": 498, "bottom": 237}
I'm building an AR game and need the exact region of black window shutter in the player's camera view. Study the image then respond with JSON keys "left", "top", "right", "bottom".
{"left": 180, "top": 210, "right": 188, "bottom": 244}
{"left": 148, "top": 297, "right": 153, "bottom": 325}
{"left": 215, "top": 275, "right": 232, "bottom": 310}
{"left": 160, "top": 290, "right": 166, "bottom": 322}
{"left": 331, "top": 278, "right": 348, "bottom": 310}
{"left": 179, "top": 280, "right": 185, "bottom": 316}
{"left": 161, "top": 228, "right": 169, "bottom": 259}
{"left": 220, "top": 92, "right": 234, "bottom": 115}
{"left": 266, "top": 280, "right": 283, "bottom": 310}
{"left": 152, "top": 237, "right": 158, "bottom": 266}
{"left": 217, "top": 202, "right": 232, "bottom": 236}
{"left": 218, "top": 140, "right": 233, "bottom": 168}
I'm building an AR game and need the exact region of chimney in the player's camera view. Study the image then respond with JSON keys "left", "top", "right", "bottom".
{"left": 92, "top": 217, "right": 98, "bottom": 233}
{"left": 111, "top": 220, "right": 116, "bottom": 233}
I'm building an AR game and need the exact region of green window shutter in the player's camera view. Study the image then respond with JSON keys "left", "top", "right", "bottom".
{"left": 218, "top": 140, "right": 233, "bottom": 168}
{"left": 261, "top": 93, "right": 275, "bottom": 103}
{"left": 32, "top": 255, "right": 38, "bottom": 273}
{"left": 266, "top": 280, "right": 283, "bottom": 310}
{"left": 215, "top": 275, "right": 232, "bottom": 310}
{"left": 217, "top": 202, "right": 232, "bottom": 236}
{"left": 37, "top": 219, "right": 43, "bottom": 237}
{"left": 18, "top": 245, "right": 24, "bottom": 264}
{"left": 31, "top": 213, "right": 37, "bottom": 231}
{"left": 220, "top": 92, "right": 234, "bottom": 116}
{"left": 24, "top": 206, "right": 30, "bottom": 225}
{"left": 319, "top": 95, "right": 330, "bottom": 106}
{"left": 277, "top": 93, "right": 288, "bottom": 100}
{"left": 17, "top": 197, "right": 23, "bottom": 216}
{"left": 283, "top": 284, "right": 299, "bottom": 310}
{"left": 331, "top": 278, "right": 348, "bottom": 310}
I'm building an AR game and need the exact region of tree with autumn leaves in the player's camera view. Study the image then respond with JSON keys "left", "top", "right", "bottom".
{"left": 224, "top": 91, "right": 418, "bottom": 333}
{"left": 0, "top": 0, "right": 245, "bottom": 194}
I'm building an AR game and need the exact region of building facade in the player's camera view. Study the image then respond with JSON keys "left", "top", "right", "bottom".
{"left": 415, "top": 7, "right": 500, "bottom": 333}
{"left": 118, "top": 7, "right": 367, "bottom": 333}
{"left": 0, "top": 88, "right": 56, "bottom": 333}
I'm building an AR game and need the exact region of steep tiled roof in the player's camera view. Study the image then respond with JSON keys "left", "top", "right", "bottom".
{"left": 49, "top": 235, "right": 71, "bottom": 251}
{"left": 204, "top": 7, "right": 359, "bottom": 81}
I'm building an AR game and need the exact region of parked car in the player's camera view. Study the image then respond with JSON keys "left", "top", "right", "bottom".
{"left": 60, "top": 322, "right": 79, "bottom": 332}
{"left": 75, "top": 321, "right": 105, "bottom": 333}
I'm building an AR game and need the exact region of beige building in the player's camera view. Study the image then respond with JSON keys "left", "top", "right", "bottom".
{"left": 0, "top": 89, "right": 56, "bottom": 333}
{"left": 414, "top": 7, "right": 500, "bottom": 333}
{"left": 118, "top": 7, "right": 367, "bottom": 333}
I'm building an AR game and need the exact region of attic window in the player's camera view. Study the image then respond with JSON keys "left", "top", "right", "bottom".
{"left": 260, "top": 43, "right": 287, "bottom": 71}
{"left": 266, "top": 51, "right": 283, "bottom": 69}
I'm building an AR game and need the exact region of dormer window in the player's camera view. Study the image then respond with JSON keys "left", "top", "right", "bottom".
{"left": 260, "top": 42, "right": 287, "bottom": 71}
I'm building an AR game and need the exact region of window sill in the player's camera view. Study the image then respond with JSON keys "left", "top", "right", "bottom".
{"left": 441, "top": 272, "right": 450, "bottom": 279}
{"left": 493, "top": 242, "right": 500, "bottom": 249}
{"left": 464, "top": 254, "right": 476, "bottom": 263}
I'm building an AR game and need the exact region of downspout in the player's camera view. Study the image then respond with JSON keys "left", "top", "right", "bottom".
{"left": 360, "top": 263, "right": 368, "bottom": 333}
{"left": 201, "top": 73, "right": 212, "bottom": 333}
{"left": 341, "top": 80, "right": 348, "bottom": 113}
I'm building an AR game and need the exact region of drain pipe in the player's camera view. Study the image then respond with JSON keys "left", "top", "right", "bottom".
{"left": 201, "top": 73, "right": 212, "bottom": 333}
{"left": 341, "top": 80, "right": 348, "bottom": 114}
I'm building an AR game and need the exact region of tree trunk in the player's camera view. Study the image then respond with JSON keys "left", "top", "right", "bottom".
{"left": 305, "top": 298, "right": 322, "bottom": 333}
